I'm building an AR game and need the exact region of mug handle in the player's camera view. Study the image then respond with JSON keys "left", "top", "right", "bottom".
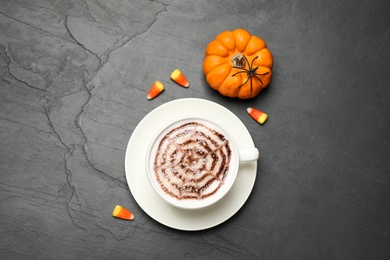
{"left": 239, "top": 148, "right": 259, "bottom": 162}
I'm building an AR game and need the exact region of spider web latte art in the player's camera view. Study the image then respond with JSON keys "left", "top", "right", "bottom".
{"left": 153, "top": 121, "right": 232, "bottom": 200}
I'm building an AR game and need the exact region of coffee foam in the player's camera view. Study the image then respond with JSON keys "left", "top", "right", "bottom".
{"left": 152, "top": 120, "right": 232, "bottom": 201}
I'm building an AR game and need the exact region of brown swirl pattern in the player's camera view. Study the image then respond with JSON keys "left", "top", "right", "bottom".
{"left": 153, "top": 121, "right": 231, "bottom": 200}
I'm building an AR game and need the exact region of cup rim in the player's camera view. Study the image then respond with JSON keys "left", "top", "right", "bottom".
{"left": 145, "top": 116, "right": 240, "bottom": 210}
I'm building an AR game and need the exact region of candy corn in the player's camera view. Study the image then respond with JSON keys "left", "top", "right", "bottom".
{"left": 170, "top": 69, "right": 189, "bottom": 88}
{"left": 247, "top": 107, "right": 268, "bottom": 124}
{"left": 147, "top": 81, "right": 165, "bottom": 100}
{"left": 112, "top": 205, "right": 134, "bottom": 220}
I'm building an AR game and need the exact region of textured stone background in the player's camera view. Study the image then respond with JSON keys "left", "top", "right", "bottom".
{"left": 1, "top": 0, "right": 390, "bottom": 259}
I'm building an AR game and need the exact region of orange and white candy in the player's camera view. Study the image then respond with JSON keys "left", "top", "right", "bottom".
{"left": 112, "top": 205, "right": 134, "bottom": 220}
{"left": 247, "top": 107, "right": 268, "bottom": 124}
{"left": 170, "top": 69, "right": 189, "bottom": 88}
{"left": 147, "top": 81, "right": 165, "bottom": 100}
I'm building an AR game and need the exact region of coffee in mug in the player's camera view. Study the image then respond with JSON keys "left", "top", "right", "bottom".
{"left": 146, "top": 117, "right": 258, "bottom": 210}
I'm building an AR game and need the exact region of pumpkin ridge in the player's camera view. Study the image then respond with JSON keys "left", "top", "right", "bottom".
{"left": 208, "top": 63, "right": 233, "bottom": 79}
{"left": 206, "top": 63, "right": 232, "bottom": 89}
{"left": 252, "top": 49, "right": 273, "bottom": 69}
{"left": 205, "top": 40, "right": 229, "bottom": 57}
{"left": 216, "top": 30, "right": 236, "bottom": 52}
{"left": 203, "top": 55, "right": 228, "bottom": 74}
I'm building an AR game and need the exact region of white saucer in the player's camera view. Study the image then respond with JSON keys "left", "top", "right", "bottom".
{"left": 124, "top": 98, "right": 257, "bottom": 231}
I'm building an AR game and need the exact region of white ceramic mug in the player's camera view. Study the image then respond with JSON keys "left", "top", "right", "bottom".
{"left": 145, "top": 117, "right": 258, "bottom": 210}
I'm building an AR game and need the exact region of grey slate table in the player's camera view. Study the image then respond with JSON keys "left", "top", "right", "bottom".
{"left": 1, "top": 0, "right": 390, "bottom": 259}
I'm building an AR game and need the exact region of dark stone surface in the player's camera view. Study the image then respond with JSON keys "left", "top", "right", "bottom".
{"left": 1, "top": 0, "right": 389, "bottom": 259}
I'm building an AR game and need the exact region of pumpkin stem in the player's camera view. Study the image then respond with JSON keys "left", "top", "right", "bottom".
{"left": 231, "top": 54, "right": 246, "bottom": 68}
{"left": 231, "top": 55, "right": 268, "bottom": 91}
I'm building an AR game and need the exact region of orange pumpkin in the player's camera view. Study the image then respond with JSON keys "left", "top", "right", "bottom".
{"left": 203, "top": 28, "right": 273, "bottom": 99}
